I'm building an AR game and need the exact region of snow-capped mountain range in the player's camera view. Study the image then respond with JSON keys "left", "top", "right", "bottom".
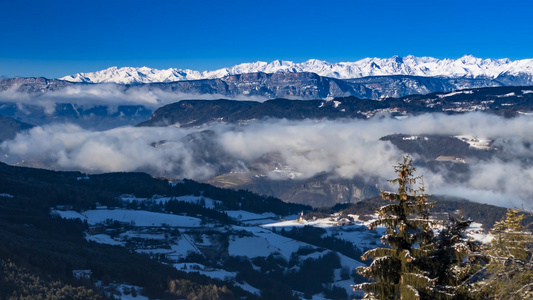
{"left": 61, "top": 55, "right": 533, "bottom": 84}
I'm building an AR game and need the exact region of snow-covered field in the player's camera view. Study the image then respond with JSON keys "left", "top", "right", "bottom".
{"left": 263, "top": 215, "right": 361, "bottom": 228}
{"left": 51, "top": 194, "right": 492, "bottom": 300}
{"left": 86, "top": 234, "right": 125, "bottom": 246}
{"left": 85, "top": 209, "right": 202, "bottom": 227}
{"left": 97, "top": 282, "right": 148, "bottom": 300}
{"left": 119, "top": 194, "right": 221, "bottom": 209}
{"left": 174, "top": 262, "right": 261, "bottom": 295}
{"left": 455, "top": 135, "right": 493, "bottom": 150}
{"left": 52, "top": 203, "right": 373, "bottom": 299}
{"left": 53, "top": 209, "right": 202, "bottom": 227}
{"left": 174, "top": 263, "right": 237, "bottom": 281}
{"left": 466, "top": 222, "right": 492, "bottom": 243}
{"left": 229, "top": 225, "right": 309, "bottom": 259}
{"left": 225, "top": 210, "right": 279, "bottom": 225}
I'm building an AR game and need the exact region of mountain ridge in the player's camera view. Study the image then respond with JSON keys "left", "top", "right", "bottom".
{"left": 0, "top": 72, "right": 517, "bottom": 103}
{"left": 60, "top": 55, "right": 533, "bottom": 84}
{"left": 138, "top": 86, "right": 533, "bottom": 127}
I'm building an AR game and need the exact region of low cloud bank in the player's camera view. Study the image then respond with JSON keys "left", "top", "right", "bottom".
{"left": 2, "top": 112, "right": 533, "bottom": 209}
{"left": 0, "top": 84, "right": 268, "bottom": 113}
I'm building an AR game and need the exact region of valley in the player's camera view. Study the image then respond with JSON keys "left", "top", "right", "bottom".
{"left": 4, "top": 85, "right": 533, "bottom": 210}
{"left": 1, "top": 57, "right": 533, "bottom": 299}
{"left": 0, "top": 161, "right": 506, "bottom": 299}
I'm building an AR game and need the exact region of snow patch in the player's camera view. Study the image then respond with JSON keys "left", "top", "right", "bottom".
{"left": 118, "top": 194, "right": 220, "bottom": 209}
{"left": 82, "top": 209, "right": 202, "bottom": 227}
{"left": 228, "top": 226, "right": 309, "bottom": 259}
{"left": 225, "top": 210, "right": 277, "bottom": 221}
{"left": 517, "top": 111, "right": 533, "bottom": 116}
{"left": 455, "top": 135, "right": 492, "bottom": 150}
{"left": 86, "top": 233, "right": 125, "bottom": 246}
{"left": 168, "top": 180, "right": 184, "bottom": 186}
{"left": 51, "top": 209, "right": 87, "bottom": 220}
{"left": 438, "top": 90, "right": 474, "bottom": 98}
{"left": 402, "top": 136, "right": 428, "bottom": 141}
{"left": 174, "top": 263, "right": 237, "bottom": 281}
{"left": 496, "top": 92, "right": 516, "bottom": 97}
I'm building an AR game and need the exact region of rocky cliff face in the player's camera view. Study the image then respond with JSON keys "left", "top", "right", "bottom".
{"left": 146, "top": 72, "right": 506, "bottom": 99}
{"left": 275, "top": 176, "right": 379, "bottom": 207}
{"left": 345, "top": 75, "right": 502, "bottom": 99}
{"left": 0, "top": 72, "right": 518, "bottom": 102}
{"left": 208, "top": 172, "right": 379, "bottom": 208}
{"left": 204, "top": 150, "right": 380, "bottom": 207}
{"left": 0, "top": 77, "right": 71, "bottom": 93}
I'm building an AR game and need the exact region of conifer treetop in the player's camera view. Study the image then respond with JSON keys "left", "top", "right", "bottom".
{"left": 355, "top": 155, "right": 439, "bottom": 300}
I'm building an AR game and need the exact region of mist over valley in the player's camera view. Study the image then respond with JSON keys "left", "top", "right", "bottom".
{"left": 4, "top": 0, "right": 533, "bottom": 297}
{"left": 2, "top": 56, "right": 533, "bottom": 300}
{"left": 2, "top": 84, "right": 533, "bottom": 209}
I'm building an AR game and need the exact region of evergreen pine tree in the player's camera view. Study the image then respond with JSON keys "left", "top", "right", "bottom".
{"left": 431, "top": 214, "right": 480, "bottom": 299}
{"left": 354, "top": 156, "right": 437, "bottom": 300}
{"left": 474, "top": 208, "right": 533, "bottom": 299}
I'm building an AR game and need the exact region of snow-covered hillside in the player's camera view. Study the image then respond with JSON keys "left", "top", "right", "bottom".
{"left": 60, "top": 55, "right": 533, "bottom": 84}
{"left": 51, "top": 192, "right": 492, "bottom": 300}
{"left": 51, "top": 194, "right": 372, "bottom": 299}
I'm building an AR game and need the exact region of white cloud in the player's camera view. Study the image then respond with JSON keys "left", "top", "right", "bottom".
{"left": 0, "top": 83, "right": 268, "bottom": 114}
{"left": 2, "top": 113, "right": 533, "bottom": 209}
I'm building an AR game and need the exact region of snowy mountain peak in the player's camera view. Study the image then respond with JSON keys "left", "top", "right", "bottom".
{"left": 60, "top": 55, "right": 533, "bottom": 84}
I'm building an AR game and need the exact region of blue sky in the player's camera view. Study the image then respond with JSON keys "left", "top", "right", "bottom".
{"left": 1, "top": 0, "right": 532, "bottom": 78}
